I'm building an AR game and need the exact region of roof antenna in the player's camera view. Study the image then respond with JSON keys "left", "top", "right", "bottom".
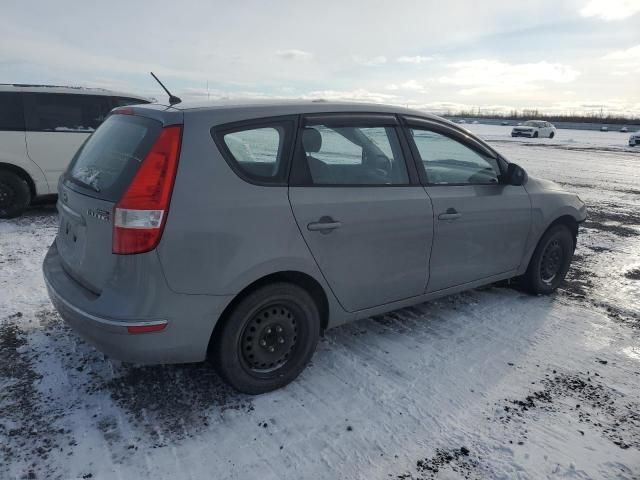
{"left": 150, "top": 72, "right": 182, "bottom": 105}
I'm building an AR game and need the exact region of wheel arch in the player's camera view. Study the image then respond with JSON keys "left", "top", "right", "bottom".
{"left": 546, "top": 214, "right": 579, "bottom": 248}
{"left": 518, "top": 213, "right": 581, "bottom": 276}
{"left": 207, "top": 270, "right": 330, "bottom": 354}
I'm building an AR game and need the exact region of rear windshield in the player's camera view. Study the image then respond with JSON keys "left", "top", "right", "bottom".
{"left": 66, "top": 114, "right": 162, "bottom": 200}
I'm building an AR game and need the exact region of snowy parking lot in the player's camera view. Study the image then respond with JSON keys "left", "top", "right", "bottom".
{"left": 1, "top": 125, "right": 639, "bottom": 480}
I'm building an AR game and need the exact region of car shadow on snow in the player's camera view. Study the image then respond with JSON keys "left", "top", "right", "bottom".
{"left": 96, "top": 361, "right": 254, "bottom": 446}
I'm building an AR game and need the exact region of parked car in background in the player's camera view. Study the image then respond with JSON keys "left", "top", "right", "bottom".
{"left": 600, "top": 126, "right": 608, "bottom": 132}
{"left": 511, "top": 120, "right": 556, "bottom": 138}
{"left": 629, "top": 131, "right": 640, "bottom": 146}
{"left": 43, "top": 100, "right": 586, "bottom": 394}
{"left": 0, "top": 84, "right": 149, "bottom": 218}
{"left": 620, "top": 126, "right": 628, "bottom": 133}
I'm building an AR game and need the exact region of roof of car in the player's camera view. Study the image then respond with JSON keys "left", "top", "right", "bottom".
{"left": 0, "top": 83, "right": 149, "bottom": 100}
{"left": 149, "top": 98, "right": 440, "bottom": 119}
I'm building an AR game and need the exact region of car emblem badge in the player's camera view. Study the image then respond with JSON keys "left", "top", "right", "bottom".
{"left": 62, "top": 191, "right": 68, "bottom": 203}
{"left": 87, "top": 208, "right": 111, "bottom": 222}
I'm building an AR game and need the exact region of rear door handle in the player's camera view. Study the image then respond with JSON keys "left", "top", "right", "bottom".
{"left": 307, "top": 217, "right": 342, "bottom": 232}
{"left": 438, "top": 208, "right": 462, "bottom": 221}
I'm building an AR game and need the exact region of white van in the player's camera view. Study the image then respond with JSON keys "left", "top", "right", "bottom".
{"left": 0, "top": 84, "right": 149, "bottom": 217}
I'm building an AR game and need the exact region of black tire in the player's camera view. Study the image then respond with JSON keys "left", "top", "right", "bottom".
{"left": 533, "top": 131, "right": 539, "bottom": 138}
{"left": 0, "top": 170, "right": 31, "bottom": 219}
{"left": 212, "top": 282, "right": 320, "bottom": 394}
{"left": 549, "top": 131, "right": 555, "bottom": 139}
{"left": 522, "top": 225, "right": 574, "bottom": 294}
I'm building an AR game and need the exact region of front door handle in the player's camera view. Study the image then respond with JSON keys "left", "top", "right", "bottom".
{"left": 438, "top": 208, "right": 462, "bottom": 221}
{"left": 307, "top": 216, "right": 342, "bottom": 232}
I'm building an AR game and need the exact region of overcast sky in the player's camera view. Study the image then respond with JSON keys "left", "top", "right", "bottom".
{"left": 2, "top": 0, "right": 639, "bottom": 114}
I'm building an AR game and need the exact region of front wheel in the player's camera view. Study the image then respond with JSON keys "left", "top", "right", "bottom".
{"left": 533, "top": 131, "right": 539, "bottom": 138}
{"left": 212, "top": 283, "right": 320, "bottom": 394}
{"left": 522, "top": 225, "right": 574, "bottom": 294}
{"left": 549, "top": 131, "right": 555, "bottom": 139}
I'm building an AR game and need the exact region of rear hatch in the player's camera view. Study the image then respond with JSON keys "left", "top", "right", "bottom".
{"left": 57, "top": 111, "right": 168, "bottom": 293}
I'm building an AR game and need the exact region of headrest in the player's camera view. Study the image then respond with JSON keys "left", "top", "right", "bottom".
{"left": 302, "top": 128, "right": 322, "bottom": 153}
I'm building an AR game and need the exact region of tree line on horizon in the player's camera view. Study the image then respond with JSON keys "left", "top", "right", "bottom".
{"left": 442, "top": 109, "right": 640, "bottom": 125}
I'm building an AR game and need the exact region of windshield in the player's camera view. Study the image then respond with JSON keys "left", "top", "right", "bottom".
{"left": 524, "top": 121, "right": 543, "bottom": 127}
{"left": 67, "top": 114, "right": 162, "bottom": 200}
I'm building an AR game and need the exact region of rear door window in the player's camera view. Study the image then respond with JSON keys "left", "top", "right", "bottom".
{"left": 24, "top": 93, "right": 113, "bottom": 132}
{"left": 294, "top": 125, "right": 409, "bottom": 185}
{"left": 0, "top": 92, "right": 25, "bottom": 131}
{"left": 66, "top": 114, "right": 162, "bottom": 200}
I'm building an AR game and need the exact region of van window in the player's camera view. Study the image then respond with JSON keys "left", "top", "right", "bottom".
{"left": 0, "top": 93, "right": 25, "bottom": 131}
{"left": 295, "top": 125, "right": 409, "bottom": 185}
{"left": 24, "top": 93, "right": 113, "bottom": 132}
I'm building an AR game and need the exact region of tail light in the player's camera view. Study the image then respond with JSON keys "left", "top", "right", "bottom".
{"left": 113, "top": 125, "right": 182, "bottom": 254}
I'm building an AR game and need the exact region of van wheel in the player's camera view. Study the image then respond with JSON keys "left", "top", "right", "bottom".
{"left": 522, "top": 225, "right": 574, "bottom": 294}
{"left": 213, "top": 283, "right": 320, "bottom": 394}
{"left": 0, "top": 170, "right": 31, "bottom": 219}
{"left": 549, "top": 131, "right": 555, "bottom": 139}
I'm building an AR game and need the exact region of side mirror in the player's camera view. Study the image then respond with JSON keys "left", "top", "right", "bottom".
{"left": 506, "top": 163, "right": 526, "bottom": 186}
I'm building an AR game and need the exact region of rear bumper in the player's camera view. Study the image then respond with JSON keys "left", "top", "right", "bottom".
{"left": 43, "top": 241, "right": 233, "bottom": 364}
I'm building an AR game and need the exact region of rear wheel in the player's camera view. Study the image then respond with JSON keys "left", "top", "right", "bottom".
{"left": 212, "top": 283, "right": 320, "bottom": 394}
{"left": 0, "top": 170, "right": 31, "bottom": 219}
{"left": 549, "top": 131, "right": 555, "bottom": 139}
{"left": 522, "top": 225, "right": 574, "bottom": 294}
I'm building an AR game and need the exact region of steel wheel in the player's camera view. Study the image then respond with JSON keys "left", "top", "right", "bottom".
{"left": 213, "top": 282, "right": 320, "bottom": 394}
{"left": 240, "top": 303, "right": 298, "bottom": 373}
{"left": 540, "top": 239, "right": 563, "bottom": 284}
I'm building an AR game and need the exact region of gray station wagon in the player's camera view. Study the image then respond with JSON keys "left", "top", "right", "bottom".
{"left": 43, "top": 100, "right": 586, "bottom": 394}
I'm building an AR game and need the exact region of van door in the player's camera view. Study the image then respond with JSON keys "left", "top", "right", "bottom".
{"left": 24, "top": 93, "right": 113, "bottom": 189}
{"left": 288, "top": 114, "right": 433, "bottom": 312}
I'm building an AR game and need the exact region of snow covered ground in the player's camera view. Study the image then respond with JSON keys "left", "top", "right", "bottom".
{"left": 1, "top": 125, "right": 639, "bottom": 480}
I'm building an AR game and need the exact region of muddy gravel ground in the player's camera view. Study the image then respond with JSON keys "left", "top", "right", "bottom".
{"left": 1, "top": 131, "right": 639, "bottom": 479}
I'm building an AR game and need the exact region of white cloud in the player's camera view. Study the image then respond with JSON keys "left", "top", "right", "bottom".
{"left": 353, "top": 55, "right": 388, "bottom": 67}
{"left": 301, "top": 89, "right": 396, "bottom": 103}
{"left": 603, "top": 44, "right": 640, "bottom": 60}
{"left": 580, "top": 0, "right": 640, "bottom": 20}
{"left": 396, "top": 55, "right": 434, "bottom": 64}
{"left": 602, "top": 45, "right": 640, "bottom": 72}
{"left": 441, "top": 60, "right": 580, "bottom": 95}
{"left": 275, "top": 49, "right": 312, "bottom": 61}
{"left": 385, "top": 80, "right": 430, "bottom": 92}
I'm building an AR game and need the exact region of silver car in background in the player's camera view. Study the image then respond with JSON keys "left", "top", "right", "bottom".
{"left": 512, "top": 120, "right": 556, "bottom": 138}
{"left": 43, "top": 101, "right": 586, "bottom": 394}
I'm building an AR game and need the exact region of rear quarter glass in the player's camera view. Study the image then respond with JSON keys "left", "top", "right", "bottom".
{"left": 65, "top": 114, "right": 162, "bottom": 201}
